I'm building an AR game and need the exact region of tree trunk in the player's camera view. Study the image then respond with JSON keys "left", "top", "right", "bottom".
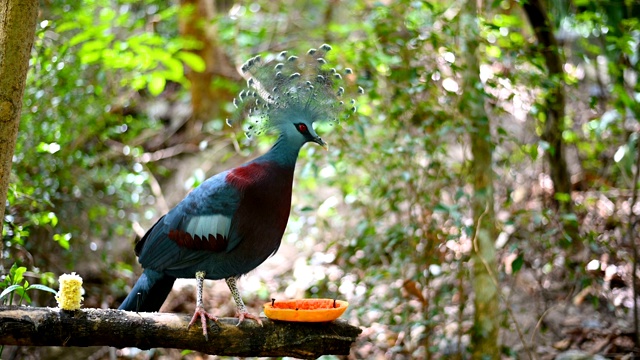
{"left": 522, "top": 0, "right": 581, "bottom": 249}
{"left": 460, "top": 1, "right": 500, "bottom": 358}
{"left": 0, "top": 306, "right": 361, "bottom": 358}
{"left": 0, "top": 0, "right": 39, "bottom": 265}
{"left": 178, "top": 0, "right": 238, "bottom": 140}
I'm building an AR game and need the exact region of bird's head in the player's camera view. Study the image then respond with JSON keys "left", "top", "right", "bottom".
{"left": 227, "top": 44, "right": 363, "bottom": 148}
{"left": 281, "top": 116, "right": 327, "bottom": 150}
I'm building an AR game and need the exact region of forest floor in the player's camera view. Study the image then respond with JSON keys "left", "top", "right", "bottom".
{"left": 502, "top": 266, "right": 637, "bottom": 359}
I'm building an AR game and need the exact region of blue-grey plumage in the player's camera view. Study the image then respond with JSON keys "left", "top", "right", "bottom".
{"left": 132, "top": 172, "right": 240, "bottom": 275}
{"left": 119, "top": 44, "right": 361, "bottom": 339}
{"left": 118, "top": 268, "right": 176, "bottom": 312}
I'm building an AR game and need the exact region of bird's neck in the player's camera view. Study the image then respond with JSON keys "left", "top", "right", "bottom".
{"left": 258, "top": 134, "right": 304, "bottom": 168}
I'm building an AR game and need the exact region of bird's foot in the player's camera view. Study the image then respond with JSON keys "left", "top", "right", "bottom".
{"left": 236, "top": 310, "right": 263, "bottom": 327}
{"left": 188, "top": 306, "right": 218, "bottom": 340}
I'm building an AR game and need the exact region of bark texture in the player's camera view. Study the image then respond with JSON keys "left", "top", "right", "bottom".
{"left": 178, "top": 0, "right": 238, "bottom": 139}
{"left": 0, "top": 0, "right": 39, "bottom": 261}
{"left": 522, "top": 0, "right": 581, "bottom": 247}
{"left": 0, "top": 306, "right": 361, "bottom": 358}
{"left": 461, "top": 1, "right": 500, "bottom": 358}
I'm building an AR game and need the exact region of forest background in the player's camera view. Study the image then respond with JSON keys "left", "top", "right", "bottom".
{"left": 1, "top": 0, "right": 639, "bottom": 359}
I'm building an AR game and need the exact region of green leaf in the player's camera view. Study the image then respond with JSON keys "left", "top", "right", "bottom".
{"left": 80, "top": 51, "right": 102, "bottom": 64}
{"left": 99, "top": 7, "right": 116, "bottom": 22}
{"left": 11, "top": 266, "right": 27, "bottom": 285}
{"left": 68, "top": 30, "right": 94, "bottom": 47}
{"left": 53, "top": 233, "right": 71, "bottom": 250}
{"left": 511, "top": 254, "right": 524, "bottom": 273}
{"left": 562, "top": 130, "right": 578, "bottom": 143}
{"left": 160, "top": 56, "right": 185, "bottom": 80}
{"left": 176, "top": 51, "right": 206, "bottom": 72}
{"left": 555, "top": 192, "right": 571, "bottom": 203}
{"left": 485, "top": 45, "right": 502, "bottom": 58}
{"left": 522, "top": 143, "right": 538, "bottom": 160}
{"left": 148, "top": 73, "right": 166, "bottom": 96}
{"left": 0, "top": 285, "right": 23, "bottom": 300}
{"left": 433, "top": 203, "right": 449, "bottom": 213}
{"left": 81, "top": 39, "right": 110, "bottom": 54}
{"left": 40, "top": 272, "right": 56, "bottom": 287}
{"left": 56, "top": 21, "right": 80, "bottom": 33}
{"left": 27, "top": 284, "right": 59, "bottom": 295}
{"left": 15, "top": 287, "right": 32, "bottom": 305}
{"left": 130, "top": 76, "right": 147, "bottom": 90}
{"left": 47, "top": 212, "right": 58, "bottom": 226}
{"left": 509, "top": 32, "right": 524, "bottom": 46}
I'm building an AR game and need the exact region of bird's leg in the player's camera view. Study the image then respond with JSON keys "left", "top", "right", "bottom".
{"left": 225, "top": 277, "right": 263, "bottom": 326}
{"left": 187, "top": 271, "right": 218, "bottom": 340}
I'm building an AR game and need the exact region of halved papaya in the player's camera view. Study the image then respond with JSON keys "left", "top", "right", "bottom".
{"left": 263, "top": 298, "right": 348, "bottom": 322}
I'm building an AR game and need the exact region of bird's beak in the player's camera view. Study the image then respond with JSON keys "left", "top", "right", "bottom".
{"left": 313, "top": 137, "right": 329, "bottom": 151}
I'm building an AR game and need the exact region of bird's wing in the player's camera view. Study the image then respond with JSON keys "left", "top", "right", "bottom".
{"left": 136, "top": 171, "right": 243, "bottom": 271}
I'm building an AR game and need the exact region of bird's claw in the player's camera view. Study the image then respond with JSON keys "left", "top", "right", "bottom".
{"left": 188, "top": 306, "right": 218, "bottom": 341}
{"left": 236, "top": 311, "right": 263, "bottom": 327}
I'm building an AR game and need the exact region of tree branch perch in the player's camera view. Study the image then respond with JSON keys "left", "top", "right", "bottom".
{"left": 0, "top": 306, "right": 361, "bottom": 359}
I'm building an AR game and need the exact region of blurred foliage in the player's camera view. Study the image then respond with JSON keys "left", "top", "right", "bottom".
{"left": 6, "top": 1, "right": 145, "bottom": 266}
{"left": 0, "top": 264, "right": 56, "bottom": 357}
{"left": 0, "top": 263, "right": 56, "bottom": 306}
{"left": 2, "top": 0, "right": 640, "bottom": 358}
{"left": 2, "top": 0, "right": 203, "bottom": 306}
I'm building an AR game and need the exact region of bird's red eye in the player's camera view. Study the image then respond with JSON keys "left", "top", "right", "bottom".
{"left": 297, "top": 123, "right": 308, "bottom": 133}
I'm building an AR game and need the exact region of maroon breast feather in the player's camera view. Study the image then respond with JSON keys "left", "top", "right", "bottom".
{"left": 225, "top": 161, "right": 270, "bottom": 190}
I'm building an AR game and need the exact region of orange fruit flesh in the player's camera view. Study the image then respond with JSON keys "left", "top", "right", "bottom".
{"left": 263, "top": 299, "right": 349, "bottom": 322}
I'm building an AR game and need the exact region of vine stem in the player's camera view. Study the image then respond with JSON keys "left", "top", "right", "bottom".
{"left": 472, "top": 202, "right": 535, "bottom": 360}
{"left": 627, "top": 134, "right": 640, "bottom": 348}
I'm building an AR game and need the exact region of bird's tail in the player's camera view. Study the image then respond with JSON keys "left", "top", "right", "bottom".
{"left": 118, "top": 269, "right": 176, "bottom": 312}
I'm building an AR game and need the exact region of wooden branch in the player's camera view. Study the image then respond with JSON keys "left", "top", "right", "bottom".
{"left": 0, "top": 306, "right": 361, "bottom": 359}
